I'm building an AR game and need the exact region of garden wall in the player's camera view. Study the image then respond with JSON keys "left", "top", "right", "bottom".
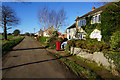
{"left": 70, "top": 47, "right": 115, "bottom": 68}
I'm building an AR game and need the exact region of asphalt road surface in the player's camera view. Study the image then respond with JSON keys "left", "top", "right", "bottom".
{"left": 2, "top": 37, "right": 76, "bottom": 78}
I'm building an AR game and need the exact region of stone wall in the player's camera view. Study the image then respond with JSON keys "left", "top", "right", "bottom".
{"left": 71, "top": 47, "right": 115, "bottom": 68}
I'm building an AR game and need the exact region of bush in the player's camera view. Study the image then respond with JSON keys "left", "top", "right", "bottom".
{"left": 38, "top": 36, "right": 50, "bottom": 43}
{"left": 67, "top": 38, "right": 110, "bottom": 53}
{"left": 52, "top": 31, "right": 59, "bottom": 37}
{"left": 47, "top": 37, "right": 63, "bottom": 49}
{"left": 110, "top": 31, "right": 120, "bottom": 51}
{"left": 101, "top": 2, "right": 120, "bottom": 42}
{"left": 2, "top": 36, "right": 24, "bottom": 55}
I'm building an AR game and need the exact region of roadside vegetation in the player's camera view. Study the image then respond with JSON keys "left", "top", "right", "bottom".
{"left": 66, "top": 38, "right": 120, "bottom": 75}
{"left": 65, "top": 2, "right": 120, "bottom": 75}
{"left": 2, "top": 36, "right": 24, "bottom": 56}
{"left": 47, "top": 50, "right": 117, "bottom": 79}
{"left": 60, "top": 57, "right": 101, "bottom": 79}
{"left": 32, "top": 2, "right": 120, "bottom": 78}
{"left": 2, "top": 35, "right": 15, "bottom": 40}
{"left": 34, "top": 31, "right": 64, "bottom": 49}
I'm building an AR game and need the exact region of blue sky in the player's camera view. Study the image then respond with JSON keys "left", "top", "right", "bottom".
{"left": 2, "top": 2, "right": 102, "bottom": 34}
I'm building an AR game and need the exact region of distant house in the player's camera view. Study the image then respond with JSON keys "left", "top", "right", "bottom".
{"left": 58, "top": 32, "right": 62, "bottom": 36}
{"left": 67, "top": 23, "right": 76, "bottom": 40}
{"left": 61, "top": 34, "right": 67, "bottom": 39}
{"left": 37, "top": 29, "right": 44, "bottom": 36}
{"left": 43, "top": 27, "right": 57, "bottom": 37}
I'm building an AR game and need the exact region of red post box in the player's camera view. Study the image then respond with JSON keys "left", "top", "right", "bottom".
{"left": 56, "top": 41, "right": 61, "bottom": 51}
{"left": 36, "top": 37, "right": 39, "bottom": 40}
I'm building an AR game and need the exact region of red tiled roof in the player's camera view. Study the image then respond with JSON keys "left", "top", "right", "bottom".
{"left": 58, "top": 32, "right": 62, "bottom": 35}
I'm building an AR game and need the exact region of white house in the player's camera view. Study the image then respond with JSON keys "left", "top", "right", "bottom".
{"left": 35, "top": 29, "right": 44, "bottom": 36}
{"left": 74, "top": 6, "right": 106, "bottom": 41}
{"left": 67, "top": 23, "right": 76, "bottom": 40}
{"left": 43, "top": 27, "right": 57, "bottom": 37}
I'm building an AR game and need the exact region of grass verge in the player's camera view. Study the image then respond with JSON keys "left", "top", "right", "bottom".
{"left": 54, "top": 54, "right": 102, "bottom": 79}
{"left": 2, "top": 36, "right": 25, "bottom": 56}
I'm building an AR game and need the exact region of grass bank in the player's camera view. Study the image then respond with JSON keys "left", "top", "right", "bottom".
{"left": 2, "top": 36, "right": 25, "bottom": 56}
{"left": 47, "top": 49, "right": 119, "bottom": 79}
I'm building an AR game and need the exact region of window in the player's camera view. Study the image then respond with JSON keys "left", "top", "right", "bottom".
{"left": 78, "top": 19, "right": 86, "bottom": 27}
{"left": 69, "top": 35, "right": 71, "bottom": 39}
{"left": 98, "top": 15, "right": 100, "bottom": 22}
{"left": 69, "top": 29, "right": 70, "bottom": 33}
{"left": 81, "top": 21, "right": 83, "bottom": 26}
{"left": 95, "top": 16, "right": 97, "bottom": 23}
{"left": 91, "top": 17, "right": 94, "bottom": 24}
{"left": 80, "top": 34, "right": 82, "bottom": 39}
{"left": 84, "top": 20, "right": 86, "bottom": 25}
{"left": 83, "top": 20, "right": 86, "bottom": 25}
{"left": 80, "top": 21, "right": 82, "bottom": 26}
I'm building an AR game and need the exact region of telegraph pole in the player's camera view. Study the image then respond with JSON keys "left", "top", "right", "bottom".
{"left": 34, "top": 28, "right": 35, "bottom": 35}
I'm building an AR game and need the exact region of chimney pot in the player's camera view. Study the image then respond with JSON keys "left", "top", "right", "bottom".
{"left": 92, "top": 7, "right": 95, "bottom": 11}
{"left": 76, "top": 16, "right": 79, "bottom": 19}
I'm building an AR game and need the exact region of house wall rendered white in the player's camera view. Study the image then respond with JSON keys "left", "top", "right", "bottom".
{"left": 43, "top": 32, "right": 50, "bottom": 37}
{"left": 67, "top": 28, "right": 76, "bottom": 40}
{"left": 90, "top": 29, "right": 102, "bottom": 41}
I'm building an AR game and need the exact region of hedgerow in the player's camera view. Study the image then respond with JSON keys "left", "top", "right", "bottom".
{"left": 66, "top": 38, "right": 110, "bottom": 53}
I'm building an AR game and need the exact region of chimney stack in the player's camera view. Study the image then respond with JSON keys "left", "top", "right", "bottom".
{"left": 92, "top": 7, "right": 95, "bottom": 11}
{"left": 76, "top": 16, "right": 79, "bottom": 19}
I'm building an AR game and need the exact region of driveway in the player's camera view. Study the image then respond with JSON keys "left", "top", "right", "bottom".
{"left": 2, "top": 37, "right": 76, "bottom": 78}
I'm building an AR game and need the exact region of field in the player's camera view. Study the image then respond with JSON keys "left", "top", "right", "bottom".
{"left": 1, "top": 35, "right": 15, "bottom": 40}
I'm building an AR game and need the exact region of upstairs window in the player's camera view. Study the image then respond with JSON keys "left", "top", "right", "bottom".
{"left": 78, "top": 19, "right": 86, "bottom": 27}
{"left": 95, "top": 16, "right": 97, "bottom": 23}
{"left": 78, "top": 21, "right": 80, "bottom": 27}
{"left": 98, "top": 15, "right": 100, "bottom": 22}
{"left": 80, "top": 21, "right": 82, "bottom": 26}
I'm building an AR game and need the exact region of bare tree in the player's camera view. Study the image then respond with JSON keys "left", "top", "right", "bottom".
{"left": 48, "top": 10, "right": 56, "bottom": 28}
{"left": 38, "top": 7, "right": 67, "bottom": 31}
{"left": 38, "top": 7, "right": 48, "bottom": 31}
{"left": 2, "top": 5, "right": 19, "bottom": 40}
{"left": 55, "top": 8, "right": 66, "bottom": 30}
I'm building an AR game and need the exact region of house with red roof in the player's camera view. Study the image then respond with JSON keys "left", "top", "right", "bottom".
{"left": 67, "top": 5, "right": 105, "bottom": 41}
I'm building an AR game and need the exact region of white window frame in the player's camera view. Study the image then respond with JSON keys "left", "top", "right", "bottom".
{"left": 98, "top": 14, "right": 101, "bottom": 23}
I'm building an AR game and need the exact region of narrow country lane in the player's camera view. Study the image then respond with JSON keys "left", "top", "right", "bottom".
{"left": 2, "top": 37, "right": 76, "bottom": 78}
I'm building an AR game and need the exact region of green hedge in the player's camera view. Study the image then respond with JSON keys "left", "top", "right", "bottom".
{"left": 2, "top": 36, "right": 25, "bottom": 55}
{"left": 38, "top": 36, "right": 50, "bottom": 43}
{"left": 47, "top": 37, "right": 63, "bottom": 49}
{"left": 67, "top": 38, "right": 110, "bottom": 53}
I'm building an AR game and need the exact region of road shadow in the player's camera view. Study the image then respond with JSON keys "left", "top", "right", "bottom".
{"left": 11, "top": 47, "right": 46, "bottom": 51}
{"left": 1, "top": 55, "right": 72, "bottom": 70}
